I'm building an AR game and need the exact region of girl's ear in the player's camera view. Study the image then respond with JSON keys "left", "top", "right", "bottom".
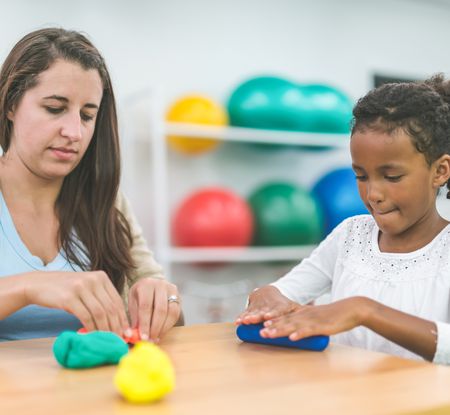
{"left": 433, "top": 154, "right": 450, "bottom": 188}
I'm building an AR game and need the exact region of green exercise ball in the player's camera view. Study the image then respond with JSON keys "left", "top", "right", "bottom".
{"left": 228, "top": 76, "right": 353, "bottom": 134}
{"left": 248, "top": 182, "right": 324, "bottom": 246}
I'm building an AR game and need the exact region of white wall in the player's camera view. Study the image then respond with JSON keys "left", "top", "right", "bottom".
{"left": 2, "top": 0, "right": 450, "bottom": 103}
{"left": 2, "top": 0, "right": 450, "bottom": 323}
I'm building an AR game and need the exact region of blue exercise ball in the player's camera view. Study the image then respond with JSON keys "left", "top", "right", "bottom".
{"left": 312, "top": 168, "right": 368, "bottom": 234}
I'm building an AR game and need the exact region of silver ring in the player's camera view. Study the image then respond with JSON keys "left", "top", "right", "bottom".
{"left": 168, "top": 294, "right": 180, "bottom": 304}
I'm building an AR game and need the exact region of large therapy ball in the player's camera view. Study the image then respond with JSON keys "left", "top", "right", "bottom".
{"left": 300, "top": 84, "right": 353, "bottom": 133}
{"left": 312, "top": 167, "right": 368, "bottom": 234}
{"left": 166, "top": 95, "right": 228, "bottom": 154}
{"left": 227, "top": 76, "right": 352, "bottom": 134}
{"left": 172, "top": 188, "right": 254, "bottom": 247}
{"left": 248, "top": 182, "right": 324, "bottom": 246}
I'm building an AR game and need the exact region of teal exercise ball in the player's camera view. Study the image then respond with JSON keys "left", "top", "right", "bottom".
{"left": 300, "top": 84, "right": 353, "bottom": 133}
{"left": 228, "top": 76, "right": 353, "bottom": 134}
{"left": 248, "top": 182, "right": 324, "bottom": 246}
{"left": 312, "top": 167, "right": 368, "bottom": 235}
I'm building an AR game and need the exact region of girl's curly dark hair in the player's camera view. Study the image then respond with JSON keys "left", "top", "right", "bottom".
{"left": 351, "top": 74, "right": 450, "bottom": 198}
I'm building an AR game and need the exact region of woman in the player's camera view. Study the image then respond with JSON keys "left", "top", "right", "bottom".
{"left": 0, "top": 27, "right": 181, "bottom": 342}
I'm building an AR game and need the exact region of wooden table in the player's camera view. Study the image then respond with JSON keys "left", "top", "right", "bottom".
{"left": 1, "top": 322, "right": 450, "bottom": 415}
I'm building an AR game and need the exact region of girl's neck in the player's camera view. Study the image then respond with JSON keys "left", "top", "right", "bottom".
{"left": 378, "top": 212, "right": 449, "bottom": 253}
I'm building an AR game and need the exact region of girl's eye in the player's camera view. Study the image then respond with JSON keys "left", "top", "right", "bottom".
{"left": 385, "top": 175, "right": 403, "bottom": 182}
{"left": 355, "top": 175, "right": 367, "bottom": 181}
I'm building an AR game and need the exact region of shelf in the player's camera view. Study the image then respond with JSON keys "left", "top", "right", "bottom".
{"left": 167, "top": 246, "right": 317, "bottom": 263}
{"left": 165, "top": 122, "right": 349, "bottom": 148}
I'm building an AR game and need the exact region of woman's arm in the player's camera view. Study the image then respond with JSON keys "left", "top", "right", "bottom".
{"left": 259, "top": 297, "right": 438, "bottom": 361}
{"left": 116, "top": 192, "right": 183, "bottom": 341}
{"left": 0, "top": 274, "right": 28, "bottom": 319}
{"left": 0, "top": 271, "right": 130, "bottom": 337}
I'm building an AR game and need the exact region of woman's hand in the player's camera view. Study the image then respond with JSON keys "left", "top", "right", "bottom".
{"left": 259, "top": 297, "right": 368, "bottom": 340}
{"left": 128, "top": 278, "right": 181, "bottom": 342}
{"left": 235, "top": 285, "right": 301, "bottom": 325}
{"left": 23, "top": 270, "right": 130, "bottom": 337}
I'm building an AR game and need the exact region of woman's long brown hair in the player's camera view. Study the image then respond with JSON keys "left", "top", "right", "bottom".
{"left": 0, "top": 28, "right": 135, "bottom": 293}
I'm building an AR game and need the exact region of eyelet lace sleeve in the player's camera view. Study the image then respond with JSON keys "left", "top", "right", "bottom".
{"left": 433, "top": 321, "right": 450, "bottom": 365}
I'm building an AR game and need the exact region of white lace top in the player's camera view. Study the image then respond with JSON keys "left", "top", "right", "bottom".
{"left": 272, "top": 215, "right": 450, "bottom": 364}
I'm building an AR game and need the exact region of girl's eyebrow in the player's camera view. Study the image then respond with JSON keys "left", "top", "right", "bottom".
{"left": 352, "top": 163, "right": 364, "bottom": 170}
{"left": 352, "top": 163, "right": 404, "bottom": 171}
{"left": 42, "top": 94, "right": 99, "bottom": 109}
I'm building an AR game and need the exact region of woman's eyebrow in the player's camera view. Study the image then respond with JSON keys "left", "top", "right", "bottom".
{"left": 43, "top": 94, "right": 99, "bottom": 109}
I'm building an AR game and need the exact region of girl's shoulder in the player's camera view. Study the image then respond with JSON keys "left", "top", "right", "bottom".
{"left": 330, "top": 214, "right": 376, "bottom": 240}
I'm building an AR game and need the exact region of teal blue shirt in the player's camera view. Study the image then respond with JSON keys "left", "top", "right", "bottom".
{"left": 0, "top": 191, "right": 83, "bottom": 341}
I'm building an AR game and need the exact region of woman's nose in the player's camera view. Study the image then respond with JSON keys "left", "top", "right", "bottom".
{"left": 60, "top": 112, "right": 82, "bottom": 141}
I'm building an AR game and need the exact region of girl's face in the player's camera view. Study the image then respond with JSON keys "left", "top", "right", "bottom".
{"left": 6, "top": 59, "right": 103, "bottom": 182}
{"left": 350, "top": 128, "right": 447, "bottom": 241}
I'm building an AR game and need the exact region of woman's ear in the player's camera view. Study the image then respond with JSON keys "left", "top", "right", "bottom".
{"left": 433, "top": 154, "right": 450, "bottom": 187}
{"left": 6, "top": 108, "right": 15, "bottom": 122}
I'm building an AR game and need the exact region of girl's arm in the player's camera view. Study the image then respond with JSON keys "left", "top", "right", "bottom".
{"left": 260, "top": 297, "right": 438, "bottom": 361}
{"left": 362, "top": 297, "right": 437, "bottom": 361}
{"left": 236, "top": 218, "right": 352, "bottom": 325}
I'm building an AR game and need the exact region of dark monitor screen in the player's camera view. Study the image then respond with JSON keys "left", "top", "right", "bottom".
{"left": 373, "top": 74, "right": 420, "bottom": 88}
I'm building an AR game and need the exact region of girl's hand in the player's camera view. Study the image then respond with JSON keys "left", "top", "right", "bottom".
{"left": 235, "top": 285, "right": 301, "bottom": 325}
{"left": 24, "top": 270, "right": 130, "bottom": 337}
{"left": 260, "top": 297, "right": 368, "bottom": 340}
{"left": 128, "top": 278, "right": 181, "bottom": 342}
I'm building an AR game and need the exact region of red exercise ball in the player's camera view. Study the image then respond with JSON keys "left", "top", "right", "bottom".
{"left": 172, "top": 188, "right": 254, "bottom": 247}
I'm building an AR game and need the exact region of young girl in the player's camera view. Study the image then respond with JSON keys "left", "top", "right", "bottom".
{"left": 0, "top": 28, "right": 181, "bottom": 342}
{"left": 237, "top": 75, "right": 450, "bottom": 364}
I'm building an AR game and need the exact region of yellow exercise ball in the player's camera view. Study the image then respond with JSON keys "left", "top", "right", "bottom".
{"left": 166, "top": 94, "right": 228, "bottom": 154}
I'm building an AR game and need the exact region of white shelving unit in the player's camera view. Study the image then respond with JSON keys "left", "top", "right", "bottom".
{"left": 149, "top": 116, "right": 350, "bottom": 278}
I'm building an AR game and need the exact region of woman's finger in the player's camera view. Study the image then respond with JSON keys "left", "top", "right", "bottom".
{"left": 101, "top": 276, "right": 130, "bottom": 334}
{"left": 79, "top": 291, "right": 110, "bottom": 332}
{"left": 160, "top": 303, "right": 181, "bottom": 336}
{"left": 136, "top": 283, "right": 155, "bottom": 341}
{"left": 65, "top": 297, "right": 97, "bottom": 332}
{"left": 149, "top": 286, "right": 169, "bottom": 341}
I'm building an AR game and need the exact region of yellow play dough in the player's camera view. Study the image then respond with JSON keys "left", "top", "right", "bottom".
{"left": 114, "top": 342, "right": 175, "bottom": 403}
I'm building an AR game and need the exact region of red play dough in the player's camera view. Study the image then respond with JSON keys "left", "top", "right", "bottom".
{"left": 77, "top": 327, "right": 141, "bottom": 344}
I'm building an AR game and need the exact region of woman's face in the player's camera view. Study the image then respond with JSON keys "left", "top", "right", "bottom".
{"left": 6, "top": 58, "right": 103, "bottom": 182}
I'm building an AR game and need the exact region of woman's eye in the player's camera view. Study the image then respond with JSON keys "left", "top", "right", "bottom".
{"left": 355, "top": 175, "right": 367, "bottom": 181}
{"left": 81, "top": 113, "right": 95, "bottom": 122}
{"left": 45, "top": 106, "right": 63, "bottom": 114}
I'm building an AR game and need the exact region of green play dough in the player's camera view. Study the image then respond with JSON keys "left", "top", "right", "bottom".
{"left": 53, "top": 331, "right": 129, "bottom": 369}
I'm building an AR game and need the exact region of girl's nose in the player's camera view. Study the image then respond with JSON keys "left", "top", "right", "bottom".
{"left": 366, "top": 181, "right": 384, "bottom": 204}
